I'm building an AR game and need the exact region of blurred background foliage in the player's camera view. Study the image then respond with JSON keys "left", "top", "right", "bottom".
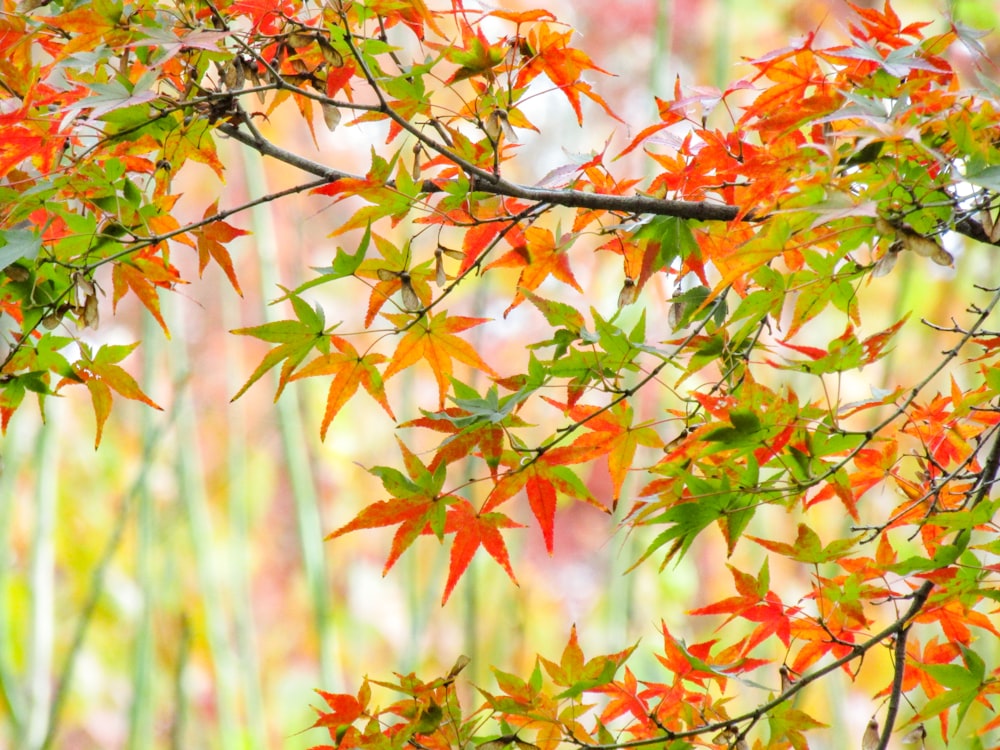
{"left": 3, "top": 0, "right": 1000, "bottom": 748}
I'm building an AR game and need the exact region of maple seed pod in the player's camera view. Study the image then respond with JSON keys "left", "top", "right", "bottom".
{"left": 497, "top": 110, "right": 518, "bottom": 143}
{"left": 874, "top": 216, "right": 896, "bottom": 235}
{"left": 379, "top": 268, "right": 421, "bottom": 310}
{"left": 483, "top": 107, "right": 517, "bottom": 143}
{"left": 980, "top": 206, "right": 1000, "bottom": 243}
{"left": 897, "top": 226, "right": 954, "bottom": 266}
{"left": 398, "top": 272, "right": 421, "bottom": 311}
{"left": 901, "top": 724, "right": 927, "bottom": 746}
{"left": 223, "top": 58, "right": 245, "bottom": 90}
{"left": 617, "top": 276, "right": 637, "bottom": 309}
{"left": 872, "top": 241, "right": 901, "bottom": 278}
{"left": 247, "top": 64, "right": 268, "bottom": 104}
{"left": 412, "top": 142, "right": 423, "bottom": 181}
{"left": 711, "top": 729, "right": 748, "bottom": 750}
{"left": 287, "top": 30, "right": 315, "bottom": 49}
{"left": 434, "top": 246, "right": 447, "bottom": 287}
{"left": 73, "top": 271, "right": 95, "bottom": 296}
{"left": 861, "top": 719, "right": 879, "bottom": 750}
{"left": 42, "top": 311, "right": 63, "bottom": 330}
{"left": 4, "top": 264, "right": 29, "bottom": 282}
{"left": 321, "top": 102, "right": 341, "bottom": 130}
{"left": 445, "top": 654, "right": 470, "bottom": 681}
{"left": 779, "top": 664, "right": 796, "bottom": 692}
{"left": 79, "top": 293, "right": 99, "bottom": 330}
{"left": 484, "top": 109, "right": 502, "bottom": 141}
{"left": 317, "top": 37, "right": 343, "bottom": 66}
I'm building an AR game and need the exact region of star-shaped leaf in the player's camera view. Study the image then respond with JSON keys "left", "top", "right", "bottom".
{"left": 383, "top": 312, "right": 497, "bottom": 408}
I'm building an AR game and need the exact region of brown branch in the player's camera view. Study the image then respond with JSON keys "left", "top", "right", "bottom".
{"left": 876, "top": 622, "right": 911, "bottom": 750}
{"left": 217, "top": 121, "right": 1000, "bottom": 243}
{"left": 217, "top": 115, "right": 728, "bottom": 213}
{"left": 217, "top": 121, "right": 741, "bottom": 221}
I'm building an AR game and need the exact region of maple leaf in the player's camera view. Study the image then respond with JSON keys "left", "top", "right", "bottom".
{"left": 538, "top": 625, "right": 635, "bottom": 698}
{"left": 440, "top": 20, "right": 508, "bottom": 82}
{"left": 482, "top": 453, "right": 597, "bottom": 554}
{"left": 516, "top": 23, "right": 617, "bottom": 124}
{"left": 369, "top": 0, "right": 445, "bottom": 39}
{"left": 402, "top": 381, "right": 532, "bottom": 478}
{"left": 328, "top": 438, "right": 453, "bottom": 574}
{"left": 310, "top": 689, "right": 364, "bottom": 733}
{"left": 688, "top": 561, "right": 795, "bottom": 651}
{"left": 192, "top": 201, "right": 248, "bottom": 295}
{"left": 484, "top": 226, "right": 584, "bottom": 315}
{"left": 437, "top": 499, "right": 523, "bottom": 605}
{"left": 289, "top": 335, "right": 395, "bottom": 439}
{"left": 383, "top": 312, "right": 497, "bottom": 408}
{"left": 594, "top": 667, "right": 650, "bottom": 726}
{"left": 748, "top": 523, "right": 860, "bottom": 565}
{"left": 230, "top": 292, "right": 330, "bottom": 401}
{"left": 542, "top": 398, "right": 663, "bottom": 505}
{"left": 67, "top": 343, "right": 162, "bottom": 448}
{"left": 111, "top": 252, "right": 184, "bottom": 336}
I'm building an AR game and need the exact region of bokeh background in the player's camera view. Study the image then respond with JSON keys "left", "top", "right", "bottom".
{"left": 3, "top": 1, "right": 1000, "bottom": 748}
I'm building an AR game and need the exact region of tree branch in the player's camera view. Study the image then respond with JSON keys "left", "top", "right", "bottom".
{"left": 217, "top": 121, "right": 743, "bottom": 220}
{"left": 876, "top": 622, "right": 911, "bottom": 750}
{"left": 217, "top": 120, "right": 1000, "bottom": 246}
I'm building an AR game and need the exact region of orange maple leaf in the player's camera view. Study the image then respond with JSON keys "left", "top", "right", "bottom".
{"left": 383, "top": 312, "right": 497, "bottom": 408}
{"left": 437, "top": 499, "right": 523, "bottom": 604}
{"left": 289, "top": 335, "right": 395, "bottom": 439}
{"left": 111, "top": 253, "right": 184, "bottom": 336}
{"left": 194, "top": 201, "right": 248, "bottom": 295}
{"left": 485, "top": 226, "right": 583, "bottom": 315}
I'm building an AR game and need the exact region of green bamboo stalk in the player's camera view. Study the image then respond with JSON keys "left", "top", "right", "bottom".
{"left": 169, "top": 615, "right": 191, "bottom": 750}
{"left": 38, "top": 384, "right": 177, "bottom": 750}
{"left": 650, "top": 0, "right": 672, "bottom": 99}
{"left": 222, "top": 270, "right": 267, "bottom": 749}
{"left": 0, "top": 417, "right": 25, "bottom": 740}
{"left": 712, "top": 0, "right": 734, "bottom": 89}
{"left": 167, "top": 297, "right": 241, "bottom": 750}
{"left": 23, "top": 404, "right": 58, "bottom": 750}
{"left": 239, "top": 146, "right": 338, "bottom": 689}
{"left": 127, "top": 314, "right": 159, "bottom": 750}
{"left": 40, "top": 444, "right": 146, "bottom": 748}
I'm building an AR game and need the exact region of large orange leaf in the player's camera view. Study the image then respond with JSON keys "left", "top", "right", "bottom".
{"left": 383, "top": 312, "right": 497, "bottom": 408}
{"left": 289, "top": 336, "right": 394, "bottom": 439}
{"left": 438, "top": 499, "right": 523, "bottom": 604}
{"left": 485, "top": 226, "right": 583, "bottom": 315}
{"left": 482, "top": 454, "right": 597, "bottom": 553}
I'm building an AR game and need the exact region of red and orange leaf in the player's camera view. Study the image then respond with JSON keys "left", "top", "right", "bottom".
{"left": 111, "top": 256, "right": 182, "bottom": 336}
{"left": 290, "top": 336, "right": 394, "bottom": 438}
{"left": 485, "top": 226, "right": 584, "bottom": 315}
{"left": 311, "top": 690, "right": 363, "bottom": 730}
{"left": 438, "top": 499, "right": 523, "bottom": 604}
{"left": 194, "top": 201, "right": 248, "bottom": 295}
{"left": 483, "top": 454, "right": 597, "bottom": 553}
{"left": 383, "top": 312, "right": 497, "bottom": 408}
{"left": 542, "top": 399, "right": 662, "bottom": 503}
{"left": 517, "top": 23, "right": 616, "bottom": 124}
{"left": 595, "top": 667, "right": 650, "bottom": 725}
{"left": 328, "top": 494, "right": 439, "bottom": 575}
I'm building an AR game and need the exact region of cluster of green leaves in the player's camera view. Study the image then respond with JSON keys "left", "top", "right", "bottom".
{"left": 4, "top": 0, "right": 1000, "bottom": 748}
